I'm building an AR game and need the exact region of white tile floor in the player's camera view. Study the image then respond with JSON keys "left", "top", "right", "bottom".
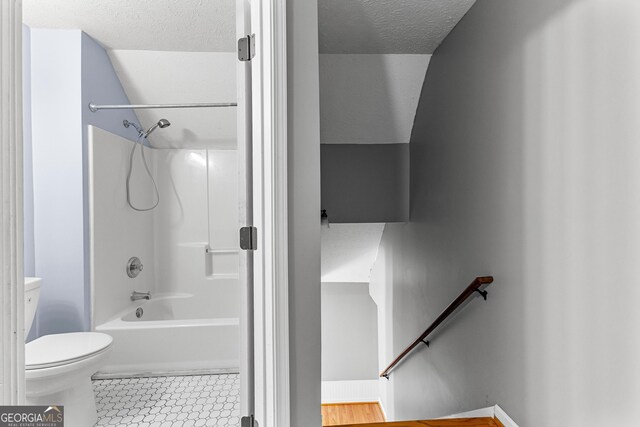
{"left": 93, "top": 374, "right": 240, "bottom": 427}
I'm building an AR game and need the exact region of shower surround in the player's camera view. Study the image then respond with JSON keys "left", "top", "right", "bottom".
{"left": 88, "top": 125, "right": 240, "bottom": 374}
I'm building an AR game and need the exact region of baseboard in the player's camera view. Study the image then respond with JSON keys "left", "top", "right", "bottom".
{"left": 494, "top": 405, "right": 518, "bottom": 427}
{"left": 438, "top": 404, "right": 518, "bottom": 427}
{"left": 438, "top": 406, "right": 495, "bottom": 419}
{"left": 321, "top": 380, "right": 379, "bottom": 404}
{"left": 378, "top": 400, "right": 388, "bottom": 421}
{"left": 92, "top": 368, "right": 239, "bottom": 380}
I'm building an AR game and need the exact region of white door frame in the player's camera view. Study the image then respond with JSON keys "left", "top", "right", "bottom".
{"left": 1, "top": 0, "right": 25, "bottom": 406}
{"left": 1, "top": 0, "right": 291, "bottom": 419}
{"left": 250, "top": 0, "right": 290, "bottom": 426}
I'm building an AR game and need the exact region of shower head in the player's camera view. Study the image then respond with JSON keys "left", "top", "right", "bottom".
{"left": 143, "top": 119, "right": 171, "bottom": 138}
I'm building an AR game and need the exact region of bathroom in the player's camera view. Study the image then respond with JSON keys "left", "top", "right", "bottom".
{"left": 21, "top": 1, "right": 249, "bottom": 426}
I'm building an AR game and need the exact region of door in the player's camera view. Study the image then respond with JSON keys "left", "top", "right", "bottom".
{"left": 237, "top": 0, "right": 255, "bottom": 423}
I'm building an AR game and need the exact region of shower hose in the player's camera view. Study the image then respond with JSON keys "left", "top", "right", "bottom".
{"left": 126, "top": 134, "right": 160, "bottom": 211}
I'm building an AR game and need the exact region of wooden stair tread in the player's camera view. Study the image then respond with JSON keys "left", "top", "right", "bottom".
{"left": 333, "top": 417, "right": 503, "bottom": 427}
{"left": 322, "top": 402, "right": 386, "bottom": 425}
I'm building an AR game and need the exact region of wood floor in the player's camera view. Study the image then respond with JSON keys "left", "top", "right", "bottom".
{"left": 324, "top": 417, "right": 504, "bottom": 427}
{"left": 322, "top": 402, "right": 386, "bottom": 426}
{"left": 320, "top": 403, "right": 504, "bottom": 427}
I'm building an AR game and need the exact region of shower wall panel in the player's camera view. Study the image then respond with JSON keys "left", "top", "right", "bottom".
{"left": 153, "top": 149, "right": 239, "bottom": 317}
{"left": 153, "top": 149, "right": 210, "bottom": 296}
{"left": 90, "top": 129, "right": 240, "bottom": 326}
{"left": 89, "top": 126, "right": 156, "bottom": 327}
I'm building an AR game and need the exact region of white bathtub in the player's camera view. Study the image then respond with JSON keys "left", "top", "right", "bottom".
{"left": 95, "top": 294, "right": 239, "bottom": 375}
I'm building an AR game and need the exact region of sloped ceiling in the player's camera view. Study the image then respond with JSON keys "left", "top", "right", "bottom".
{"left": 24, "top": 0, "right": 475, "bottom": 147}
{"left": 108, "top": 50, "right": 236, "bottom": 149}
{"left": 23, "top": 0, "right": 235, "bottom": 52}
{"left": 320, "top": 54, "right": 430, "bottom": 144}
{"left": 321, "top": 224, "right": 385, "bottom": 283}
{"left": 319, "top": 0, "right": 477, "bottom": 54}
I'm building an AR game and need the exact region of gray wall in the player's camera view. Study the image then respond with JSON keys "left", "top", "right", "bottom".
{"left": 30, "top": 29, "right": 86, "bottom": 337}
{"left": 81, "top": 33, "right": 140, "bottom": 143}
{"left": 372, "top": 1, "right": 640, "bottom": 425}
{"left": 287, "top": 0, "right": 322, "bottom": 425}
{"left": 321, "top": 283, "right": 378, "bottom": 381}
{"left": 319, "top": 55, "right": 430, "bottom": 144}
{"left": 28, "top": 29, "right": 139, "bottom": 337}
{"left": 321, "top": 144, "right": 409, "bottom": 223}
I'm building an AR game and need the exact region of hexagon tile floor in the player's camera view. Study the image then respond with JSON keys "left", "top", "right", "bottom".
{"left": 92, "top": 374, "right": 240, "bottom": 427}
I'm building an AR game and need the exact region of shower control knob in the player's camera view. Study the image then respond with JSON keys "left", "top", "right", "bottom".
{"left": 127, "top": 257, "right": 144, "bottom": 278}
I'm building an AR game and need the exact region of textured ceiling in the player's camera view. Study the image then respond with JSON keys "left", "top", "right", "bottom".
{"left": 321, "top": 224, "right": 385, "bottom": 283}
{"left": 24, "top": 0, "right": 475, "bottom": 54}
{"left": 23, "top": 0, "right": 235, "bottom": 52}
{"left": 109, "top": 50, "right": 236, "bottom": 149}
{"left": 319, "top": 0, "right": 476, "bottom": 54}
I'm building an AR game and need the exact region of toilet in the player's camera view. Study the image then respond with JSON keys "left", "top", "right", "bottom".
{"left": 24, "top": 278, "right": 113, "bottom": 427}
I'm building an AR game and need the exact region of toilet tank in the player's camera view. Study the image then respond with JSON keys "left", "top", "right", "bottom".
{"left": 24, "top": 277, "right": 41, "bottom": 337}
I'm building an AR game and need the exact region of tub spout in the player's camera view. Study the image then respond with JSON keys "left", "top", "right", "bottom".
{"left": 131, "top": 291, "right": 151, "bottom": 301}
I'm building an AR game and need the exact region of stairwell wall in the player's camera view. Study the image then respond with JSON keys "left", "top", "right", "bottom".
{"left": 371, "top": 0, "right": 640, "bottom": 425}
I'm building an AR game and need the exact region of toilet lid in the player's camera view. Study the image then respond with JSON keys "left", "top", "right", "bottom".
{"left": 26, "top": 332, "right": 113, "bottom": 370}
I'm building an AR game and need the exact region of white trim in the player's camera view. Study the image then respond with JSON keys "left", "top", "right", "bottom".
{"left": 251, "top": 0, "right": 290, "bottom": 425}
{"left": 321, "top": 380, "right": 380, "bottom": 404}
{"left": 92, "top": 368, "right": 239, "bottom": 380}
{"left": 378, "top": 399, "right": 388, "bottom": 421}
{"left": 494, "top": 404, "right": 519, "bottom": 427}
{"left": 438, "top": 407, "right": 495, "bottom": 419}
{"left": 272, "top": 0, "right": 290, "bottom": 424}
{"left": 439, "top": 405, "right": 519, "bottom": 427}
{"left": 236, "top": 0, "right": 254, "bottom": 420}
{"left": 0, "top": 0, "right": 25, "bottom": 405}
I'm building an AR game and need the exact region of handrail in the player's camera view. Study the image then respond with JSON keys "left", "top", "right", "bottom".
{"left": 380, "top": 276, "right": 494, "bottom": 378}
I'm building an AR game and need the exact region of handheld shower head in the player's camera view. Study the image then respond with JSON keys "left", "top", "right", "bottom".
{"left": 143, "top": 119, "right": 171, "bottom": 138}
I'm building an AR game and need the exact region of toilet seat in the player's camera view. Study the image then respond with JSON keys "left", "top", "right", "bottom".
{"left": 26, "top": 332, "right": 113, "bottom": 370}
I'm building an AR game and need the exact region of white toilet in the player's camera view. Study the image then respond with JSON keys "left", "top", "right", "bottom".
{"left": 24, "top": 277, "right": 113, "bottom": 427}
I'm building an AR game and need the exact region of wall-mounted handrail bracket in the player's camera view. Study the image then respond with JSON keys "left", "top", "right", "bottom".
{"left": 379, "top": 276, "right": 494, "bottom": 379}
{"left": 474, "top": 289, "right": 488, "bottom": 301}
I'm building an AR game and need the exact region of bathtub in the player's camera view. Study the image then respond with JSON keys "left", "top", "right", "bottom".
{"left": 95, "top": 294, "right": 239, "bottom": 375}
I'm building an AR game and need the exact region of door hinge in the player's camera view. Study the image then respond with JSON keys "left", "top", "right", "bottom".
{"left": 240, "top": 226, "right": 258, "bottom": 250}
{"left": 238, "top": 34, "right": 256, "bottom": 61}
{"left": 241, "top": 415, "right": 258, "bottom": 427}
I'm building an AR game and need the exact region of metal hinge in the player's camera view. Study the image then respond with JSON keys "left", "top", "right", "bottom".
{"left": 240, "top": 226, "right": 258, "bottom": 250}
{"left": 241, "top": 415, "right": 258, "bottom": 427}
{"left": 238, "top": 34, "right": 256, "bottom": 61}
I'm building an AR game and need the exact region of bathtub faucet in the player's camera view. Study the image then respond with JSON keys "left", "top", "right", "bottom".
{"left": 131, "top": 291, "right": 151, "bottom": 301}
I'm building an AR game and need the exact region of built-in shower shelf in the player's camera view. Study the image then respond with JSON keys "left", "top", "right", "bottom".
{"left": 206, "top": 273, "right": 239, "bottom": 280}
{"left": 178, "top": 242, "right": 210, "bottom": 248}
{"left": 205, "top": 248, "right": 240, "bottom": 254}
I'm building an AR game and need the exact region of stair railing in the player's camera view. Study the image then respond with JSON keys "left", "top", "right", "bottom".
{"left": 379, "top": 276, "right": 494, "bottom": 379}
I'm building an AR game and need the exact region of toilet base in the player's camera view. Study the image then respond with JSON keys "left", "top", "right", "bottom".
{"left": 26, "top": 376, "right": 98, "bottom": 427}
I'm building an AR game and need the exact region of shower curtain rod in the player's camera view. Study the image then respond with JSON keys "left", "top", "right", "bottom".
{"left": 88, "top": 102, "right": 238, "bottom": 112}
